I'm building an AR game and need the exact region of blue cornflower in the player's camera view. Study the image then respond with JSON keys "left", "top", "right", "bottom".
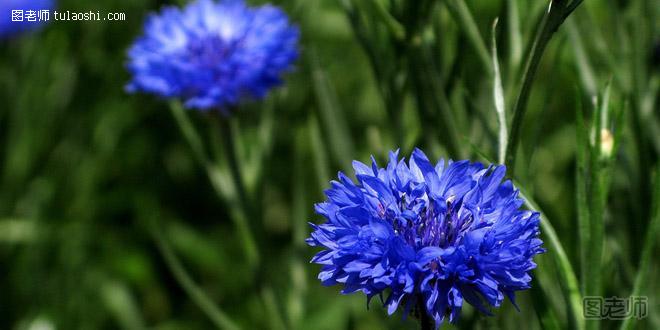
{"left": 0, "top": 0, "right": 53, "bottom": 39}
{"left": 126, "top": 0, "right": 299, "bottom": 111}
{"left": 307, "top": 149, "right": 544, "bottom": 327}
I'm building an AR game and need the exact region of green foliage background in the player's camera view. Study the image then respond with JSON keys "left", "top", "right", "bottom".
{"left": 0, "top": 0, "right": 658, "bottom": 329}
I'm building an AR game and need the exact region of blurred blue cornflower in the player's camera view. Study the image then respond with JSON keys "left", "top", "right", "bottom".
{"left": 307, "top": 149, "right": 544, "bottom": 327}
{"left": 0, "top": 0, "right": 53, "bottom": 39}
{"left": 126, "top": 0, "right": 299, "bottom": 111}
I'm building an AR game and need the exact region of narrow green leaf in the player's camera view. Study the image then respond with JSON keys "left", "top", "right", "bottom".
{"left": 567, "top": 20, "right": 598, "bottom": 97}
{"left": 408, "top": 42, "right": 462, "bottom": 157}
{"left": 640, "top": 77, "right": 660, "bottom": 154}
{"left": 598, "top": 81, "right": 612, "bottom": 135}
{"left": 565, "top": 0, "right": 585, "bottom": 17}
{"left": 286, "top": 258, "right": 307, "bottom": 329}
{"left": 365, "top": 0, "right": 405, "bottom": 40}
{"left": 309, "top": 50, "right": 355, "bottom": 170}
{"left": 101, "top": 281, "right": 146, "bottom": 330}
{"left": 506, "top": 0, "right": 523, "bottom": 71}
{"left": 505, "top": 0, "right": 584, "bottom": 176}
{"left": 219, "top": 117, "right": 250, "bottom": 206}
{"left": 245, "top": 100, "right": 276, "bottom": 194}
{"left": 491, "top": 18, "right": 508, "bottom": 164}
{"left": 308, "top": 115, "right": 331, "bottom": 190}
{"left": 444, "top": 0, "right": 493, "bottom": 75}
{"left": 261, "top": 287, "right": 287, "bottom": 330}
{"left": 212, "top": 148, "right": 260, "bottom": 270}
{"left": 167, "top": 221, "right": 228, "bottom": 268}
{"left": 150, "top": 218, "right": 240, "bottom": 330}
{"left": 169, "top": 101, "right": 210, "bottom": 167}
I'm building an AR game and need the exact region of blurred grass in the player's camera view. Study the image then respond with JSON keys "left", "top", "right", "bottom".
{"left": 0, "top": 0, "right": 658, "bottom": 329}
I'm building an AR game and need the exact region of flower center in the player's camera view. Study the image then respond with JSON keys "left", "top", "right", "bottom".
{"left": 185, "top": 35, "right": 238, "bottom": 68}
{"left": 383, "top": 195, "right": 474, "bottom": 249}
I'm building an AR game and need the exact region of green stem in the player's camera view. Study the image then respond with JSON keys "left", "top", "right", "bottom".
{"left": 620, "top": 163, "right": 660, "bottom": 330}
{"left": 445, "top": 0, "right": 493, "bottom": 75}
{"left": 519, "top": 187, "right": 584, "bottom": 330}
{"left": 418, "top": 295, "right": 433, "bottom": 330}
{"left": 575, "top": 95, "right": 590, "bottom": 295}
{"left": 152, "top": 225, "right": 240, "bottom": 330}
{"left": 530, "top": 280, "right": 562, "bottom": 329}
{"left": 506, "top": 0, "right": 523, "bottom": 72}
{"left": 207, "top": 113, "right": 287, "bottom": 329}
{"left": 217, "top": 116, "right": 251, "bottom": 217}
{"left": 505, "top": 0, "right": 583, "bottom": 175}
{"left": 471, "top": 146, "right": 583, "bottom": 329}
{"left": 367, "top": 0, "right": 405, "bottom": 40}
{"left": 309, "top": 50, "right": 355, "bottom": 168}
{"left": 586, "top": 128, "right": 605, "bottom": 330}
{"left": 408, "top": 41, "right": 461, "bottom": 157}
{"left": 585, "top": 84, "right": 613, "bottom": 330}
{"left": 169, "top": 102, "right": 259, "bottom": 268}
{"left": 216, "top": 116, "right": 260, "bottom": 268}
{"left": 169, "top": 101, "right": 209, "bottom": 167}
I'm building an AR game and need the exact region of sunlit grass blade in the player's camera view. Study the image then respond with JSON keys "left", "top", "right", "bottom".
{"left": 491, "top": 18, "right": 508, "bottom": 164}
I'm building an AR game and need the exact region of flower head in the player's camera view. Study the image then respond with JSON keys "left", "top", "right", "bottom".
{"left": 0, "top": 0, "right": 53, "bottom": 39}
{"left": 126, "top": 0, "right": 299, "bottom": 111}
{"left": 307, "top": 149, "right": 544, "bottom": 327}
